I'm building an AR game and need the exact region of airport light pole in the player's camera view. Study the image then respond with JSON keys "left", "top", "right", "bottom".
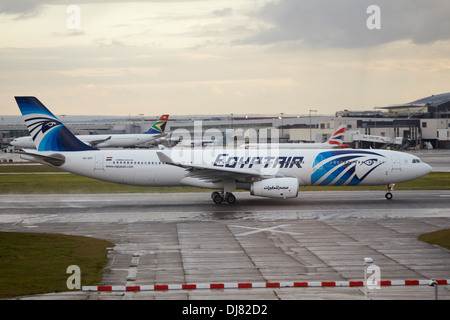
{"left": 309, "top": 109, "right": 317, "bottom": 142}
{"left": 429, "top": 279, "right": 438, "bottom": 300}
{"left": 139, "top": 114, "right": 144, "bottom": 133}
{"left": 280, "top": 113, "right": 284, "bottom": 141}
{"left": 230, "top": 113, "right": 234, "bottom": 147}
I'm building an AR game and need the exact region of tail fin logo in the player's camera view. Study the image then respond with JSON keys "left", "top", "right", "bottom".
{"left": 43, "top": 120, "right": 61, "bottom": 132}
{"left": 30, "top": 117, "right": 62, "bottom": 136}
{"left": 15, "top": 96, "right": 97, "bottom": 152}
{"left": 145, "top": 114, "right": 169, "bottom": 135}
{"left": 326, "top": 125, "right": 346, "bottom": 146}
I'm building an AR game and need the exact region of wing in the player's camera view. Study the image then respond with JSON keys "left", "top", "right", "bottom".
{"left": 156, "top": 152, "right": 297, "bottom": 183}
{"left": 83, "top": 136, "right": 112, "bottom": 147}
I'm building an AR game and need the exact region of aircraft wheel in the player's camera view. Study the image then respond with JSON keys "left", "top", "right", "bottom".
{"left": 212, "top": 194, "right": 223, "bottom": 204}
{"left": 385, "top": 192, "right": 393, "bottom": 200}
{"left": 211, "top": 191, "right": 220, "bottom": 200}
{"left": 225, "top": 193, "right": 236, "bottom": 204}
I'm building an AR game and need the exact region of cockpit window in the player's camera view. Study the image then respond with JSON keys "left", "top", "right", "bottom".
{"left": 412, "top": 158, "right": 421, "bottom": 163}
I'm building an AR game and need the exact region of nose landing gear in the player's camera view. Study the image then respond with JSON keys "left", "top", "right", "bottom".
{"left": 385, "top": 183, "right": 395, "bottom": 200}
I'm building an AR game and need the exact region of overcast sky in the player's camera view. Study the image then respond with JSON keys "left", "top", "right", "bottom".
{"left": 1, "top": 0, "right": 449, "bottom": 116}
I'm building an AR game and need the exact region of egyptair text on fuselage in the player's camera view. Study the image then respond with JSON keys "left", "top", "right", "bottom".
{"left": 213, "top": 153, "right": 304, "bottom": 169}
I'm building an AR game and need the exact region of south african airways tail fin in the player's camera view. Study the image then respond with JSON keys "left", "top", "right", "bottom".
{"left": 144, "top": 114, "right": 169, "bottom": 135}
{"left": 14, "top": 96, "right": 98, "bottom": 152}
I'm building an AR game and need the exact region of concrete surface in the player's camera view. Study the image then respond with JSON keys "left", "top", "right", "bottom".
{"left": 0, "top": 190, "right": 449, "bottom": 300}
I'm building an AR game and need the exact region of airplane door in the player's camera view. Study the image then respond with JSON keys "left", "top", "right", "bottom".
{"left": 391, "top": 155, "right": 401, "bottom": 171}
{"left": 95, "top": 156, "right": 104, "bottom": 171}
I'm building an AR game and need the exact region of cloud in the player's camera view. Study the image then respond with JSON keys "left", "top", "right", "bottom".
{"left": 239, "top": 0, "right": 450, "bottom": 48}
{"left": 0, "top": 0, "right": 56, "bottom": 18}
{"left": 0, "top": 0, "right": 203, "bottom": 17}
{"left": 212, "top": 8, "right": 233, "bottom": 17}
{"left": 0, "top": 0, "right": 43, "bottom": 14}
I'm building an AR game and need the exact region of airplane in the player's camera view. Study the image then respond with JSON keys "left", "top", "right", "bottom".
{"left": 10, "top": 112, "right": 169, "bottom": 149}
{"left": 171, "top": 137, "right": 223, "bottom": 148}
{"left": 239, "top": 125, "right": 349, "bottom": 149}
{"left": 14, "top": 96, "right": 432, "bottom": 204}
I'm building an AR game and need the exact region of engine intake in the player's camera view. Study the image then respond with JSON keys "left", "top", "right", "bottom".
{"left": 250, "top": 178, "right": 299, "bottom": 199}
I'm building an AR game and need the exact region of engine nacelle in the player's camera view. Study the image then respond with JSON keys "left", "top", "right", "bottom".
{"left": 250, "top": 178, "right": 299, "bottom": 199}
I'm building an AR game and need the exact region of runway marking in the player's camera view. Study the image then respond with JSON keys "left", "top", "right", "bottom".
{"left": 126, "top": 252, "right": 142, "bottom": 285}
{"left": 230, "top": 224, "right": 303, "bottom": 237}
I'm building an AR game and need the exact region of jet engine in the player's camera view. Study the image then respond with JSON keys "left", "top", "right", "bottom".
{"left": 250, "top": 178, "right": 299, "bottom": 198}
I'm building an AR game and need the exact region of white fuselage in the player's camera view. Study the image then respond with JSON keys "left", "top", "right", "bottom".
{"left": 11, "top": 133, "right": 162, "bottom": 149}
{"left": 240, "top": 142, "right": 339, "bottom": 149}
{"left": 28, "top": 148, "right": 432, "bottom": 190}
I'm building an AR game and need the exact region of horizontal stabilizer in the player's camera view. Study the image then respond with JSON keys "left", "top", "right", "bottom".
{"left": 19, "top": 151, "right": 66, "bottom": 166}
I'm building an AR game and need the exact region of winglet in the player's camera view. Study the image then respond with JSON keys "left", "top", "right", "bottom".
{"left": 15, "top": 96, "right": 98, "bottom": 152}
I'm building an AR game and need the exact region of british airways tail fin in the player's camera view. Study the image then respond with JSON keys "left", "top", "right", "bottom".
{"left": 14, "top": 96, "right": 97, "bottom": 152}
{"left": 326, "top": 125, "right": 347, "bottom": 147}
{"left": 145, "top": 114, "right": 169, "bottom": 135}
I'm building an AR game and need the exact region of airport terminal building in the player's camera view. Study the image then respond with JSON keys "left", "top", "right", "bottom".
{"left": 1, "top": 92, "right": 450, "bottom": 151}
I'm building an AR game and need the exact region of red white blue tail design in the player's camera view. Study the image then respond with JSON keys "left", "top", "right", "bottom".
{"left": 326, "top": 125, "right": 347, "bottom": 147}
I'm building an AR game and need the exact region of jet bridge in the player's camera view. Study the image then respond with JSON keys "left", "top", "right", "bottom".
{"left": 351, "top": 132, "right": 402, "bottom": 149}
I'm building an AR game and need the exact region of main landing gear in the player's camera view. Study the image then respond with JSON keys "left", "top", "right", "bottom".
{"left": 212, "top": 180, "right": 237, "bottom": 204}
{"left": 385, "top": 183, "right": 395, "bottom": 200}
{"left": 211, "top": 191, "right": 236, "bottom": 204}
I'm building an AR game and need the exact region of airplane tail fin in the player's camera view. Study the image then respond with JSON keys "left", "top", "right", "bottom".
{"left": 326, "top": 125, "right": 346, "bottom": 147}
{"left": 145, "top": 114, "right": 169, "bottom": 135}
{"left": 14, "top": 96, "right": 97, "bottom": 152}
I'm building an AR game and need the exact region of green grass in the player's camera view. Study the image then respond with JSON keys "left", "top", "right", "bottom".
{"left": 0, "top": 164, "right": 62, "bottom": 173}
{"left": 0, "top": 232, "right": 114, "bottom": 299}
{"left": 0, "top": 164, "right": 449, "bottom": 194}
{"left": 418, "top": 229, "right": 450, "bottom": 250}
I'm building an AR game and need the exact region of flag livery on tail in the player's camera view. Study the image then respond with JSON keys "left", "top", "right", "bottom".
{"left": 326, "top": 125, "right": 346, "bottom": 147}
{"left": 145, "top": 114, "right": 168, "bottom": 135}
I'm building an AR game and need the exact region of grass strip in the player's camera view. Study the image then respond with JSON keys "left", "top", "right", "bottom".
{"left": 0, "top": 231, "right": 114, "bottom": 299}
{"left": 418, "top": 229, "right": 450, "bottom": 250}
{"left": 0, "top": 170, "right": 449, "bottom": 194}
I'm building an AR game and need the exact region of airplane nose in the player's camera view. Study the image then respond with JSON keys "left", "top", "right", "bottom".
{"left": 417, "top": 162, "right": 432, "bottom": 177}
{"left": 423, "top": 163, "right": 432, "bottom": 174}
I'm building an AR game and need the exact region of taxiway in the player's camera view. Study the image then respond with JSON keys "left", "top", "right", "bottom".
{"left": 1, "top": 190, "right": 449, "bottom": 300}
